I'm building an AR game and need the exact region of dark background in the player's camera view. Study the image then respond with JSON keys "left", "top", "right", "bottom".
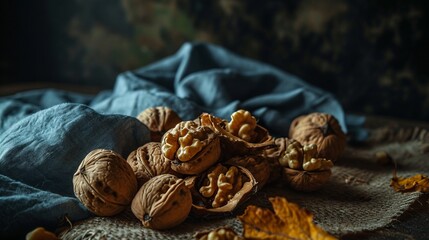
{"left": 1, "top": 0, "right": 428, "bottom": 122}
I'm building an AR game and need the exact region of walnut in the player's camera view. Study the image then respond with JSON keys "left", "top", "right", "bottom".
{"left": 127, "top": 142, "right": 180, "bottom": 187}
{"left": 226, "top": 109, "right": 257, "bottom": 142}
{"left": 202, "top": 165, "right": 243, "bottom": 208}
{"left": 131, "top": 174, "right": 192, "bottom": 230}
{"left": 282, "top": 168, "right": 332, "bottom": 192}
{"left": 73, "top": 149, "right": 138, "bottom": 216}
{"left": 262, "top": 137, "right": 294, "bottom": 183}
{"left": 137, "top": 106, "right": 182, "bottom": 142}
{"left": 289, "top": 112, "right": 346, "bottom": 162}
{"left": 200, "top": 111, "right": 274, "bottom": 158}
{"left": 194, "top": 227, "right": 243, "bottom": 240}
{"left": 279, "top": 139, "right": 304, "bottom": 169}
{"left": 278, "top": 140, "right": 334, "bottom": 171}
{"left": 263, "top": 137, "right": 291, "bottom": 160}
{"left": 186, "top": 163, "right": 256, "bottom": 216}
{"left": 161, "top": 120, "right": 221, "bottom": 175}
{"left": 278, "top": 141, "right": 334, "bottom": 192}
{"left": 226, "top": 155, "right": 271, "bottom": 188}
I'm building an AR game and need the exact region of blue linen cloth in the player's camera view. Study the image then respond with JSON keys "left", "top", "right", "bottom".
{"left": 0, "top": 42, "right": 360, "bottom": 237}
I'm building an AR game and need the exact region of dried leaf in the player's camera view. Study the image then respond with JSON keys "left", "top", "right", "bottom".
{"left": 390, "top": 174, "right": 429, "bottom": 193}
{"left": 238, "top": 197, "right": 337, "bottom": 240}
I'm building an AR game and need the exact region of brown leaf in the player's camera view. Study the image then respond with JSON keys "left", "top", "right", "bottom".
{"left": 238, "top": 197, "right": 337, "bottom": 240}
{"left": 390, "top": 174, "right": 429, "bottom": 193}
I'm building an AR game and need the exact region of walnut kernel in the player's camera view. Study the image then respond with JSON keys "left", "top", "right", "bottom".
{"left": 226, "top": 109, "right": 257, "bottom": 142}
{"left": 195, "top": 227, "right": 243, "bottom": 240}
{"left": 187, "top": 164, "right": 256, "bottom": 216}
{"left": 278, "top": 140, "right": 333, "bottom": 172}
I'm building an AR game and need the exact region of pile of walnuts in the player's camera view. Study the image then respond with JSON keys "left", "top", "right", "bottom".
{"left": 72, "top": 106, "right": 346, "bottom": 230}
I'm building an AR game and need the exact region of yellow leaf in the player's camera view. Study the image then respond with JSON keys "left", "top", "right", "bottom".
{"left": 390, "top": 174, "right": 429, "bottom": 193}
{"left": 238, "top": 197, "right": 337, "bottom": 240}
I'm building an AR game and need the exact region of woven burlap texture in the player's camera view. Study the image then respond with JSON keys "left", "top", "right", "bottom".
{"left": 60, "top": 133, "right": 429, "bottom": 239}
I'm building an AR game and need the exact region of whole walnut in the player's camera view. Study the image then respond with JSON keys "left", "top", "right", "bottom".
{"left": 127, "top": 142, "right": 180, "bottom": 187}
{"left": 73, "top": 149, "right": 138, "bottom": 216}
{"left": 131, "top": 174, "right": 192, "bottom": 230}
{"left": 289, "top": 112, "right": 346, "bottom": 162}
{"left": 200, "top": 111, "right": 274, "bottom": 158}
{"left": 137, "top": 106, "right": 182, "bottom": 142}
{"left": 186, "top": 163, "right": 256, "bottom": 217}
{"left": 161, "top": 120, "right": 221, "bottom": 175}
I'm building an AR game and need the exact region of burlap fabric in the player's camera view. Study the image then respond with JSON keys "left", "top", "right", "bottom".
{"left": 59, "top": 121, "right": 429, "bottom": 239}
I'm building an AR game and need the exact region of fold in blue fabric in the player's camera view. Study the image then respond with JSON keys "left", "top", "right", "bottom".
{"left": 0, "top": 42, "right": 363, "bottom": 237}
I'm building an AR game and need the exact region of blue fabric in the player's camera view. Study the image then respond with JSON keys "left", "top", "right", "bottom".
{"left": 0, "top": 42, "right": 362, "bottom": 237}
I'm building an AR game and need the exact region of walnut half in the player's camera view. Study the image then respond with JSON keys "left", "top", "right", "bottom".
{"left": 161, "top": 120, "right": 221, "bottom": 175}
{"left": 186, "top": 163, "right": 257, "bottom": 217}
{"left": 278, "top": 140, "right": 334, "bottom": 192}
{"left": 200, "top": 111, "right": 274, "bottom": 158}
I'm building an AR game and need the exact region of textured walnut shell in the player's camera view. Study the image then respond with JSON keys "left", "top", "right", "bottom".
{"left": 127, "top": 142, "right": 179, "bottom": 187}
{"left": 281, "top": 168, "right": 332, "bottom": 192}
{"left": 162, "top": 120, "right": 221, "bottom": 175}
{"left": 199, "top": 113, "right": 274, "bottom": 157}
{"left": 185, "top": 164, "right": 257, "bottom": 218}
{"left": 289, "top": 112, "right": 346, "bottom": 162}
{"left": 137, "top": 106, "right": 182, "bottom": 142}
{"left": 73, "top": 149, "right": 138, "bottom": 216}
{"left": 226, "top": 155, "right": 271, "bottom": 188}
{"left": 131, "top": 174, "right": 192, "bottom": 230}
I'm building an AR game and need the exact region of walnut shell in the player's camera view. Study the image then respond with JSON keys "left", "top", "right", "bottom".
{"left": 199, "top": 112, "right": 274, "bottom": 158}
{"left": 131, "top": 174, "right": 192, "bottom": 230}
{"left": 127, "top": 142, "right": 180, "bottom": 187}
{"left": 226, "top": 155, "right": 271, "bottom": 188}
{"left": 263, "top": 137, "right": 294, "bottom": 183}
{"left": 161, "top": 120, "right": 221, "bottom": 175}
{"left": 186, "top": 164, "right": 257, "bottom": 218}
{"left": 281, "top": 168, "right": 332, "bottom": 192}
{"left": 289, "top": 112, "right": 346, "bottom": 162}
{"left": 137, "top": 106, "right": 182, "bottom": 142}
{"left": 73, "top": 149, "right": 138, "bottom": 216}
